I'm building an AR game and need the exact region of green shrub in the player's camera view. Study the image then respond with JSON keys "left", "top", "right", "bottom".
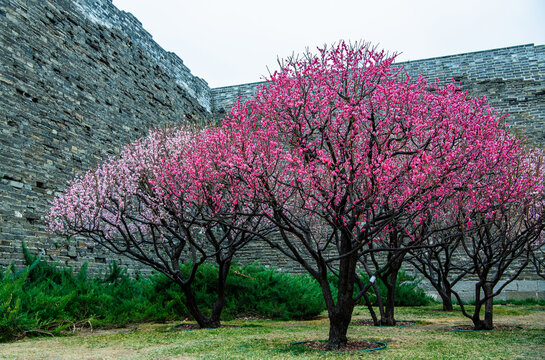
{"left": 0, "top": 266, "right": 35, "bottom": 342}
{"left": 1, "top": 245, "right": 433, "bottom": 342}
{"left": 146, "top": 262, "right": 325, "bottom": 321}
{"left": 227, "top": 264, "right": 324, "bottom": 320}
{"left": 0, "top": 246, "right": 325, "bottom": 342}
{"left": 328, "top": 268, "right": 435, "bottom": 307}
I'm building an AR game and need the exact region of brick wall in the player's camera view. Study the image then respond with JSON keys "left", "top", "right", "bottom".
{"left": 212, "top": 44, "right": 545, "bottom": 142}
{"left": 0, "top": 0, "right": 210, "bottom": 274}
{"left": 1, "top": 0, "right": 544, "bottom": 298}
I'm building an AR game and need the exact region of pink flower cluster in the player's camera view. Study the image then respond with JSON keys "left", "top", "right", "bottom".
{"left": 47, "top": 127, "right": 201, "bottom": 241}
{"left": 47, "top": 41, "right": 544, "bottom": 254}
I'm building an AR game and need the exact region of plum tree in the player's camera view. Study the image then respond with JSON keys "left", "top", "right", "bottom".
{"left": 47, "top": 127, "right": 264, "bottom": 328}
{"left": 218, "top": 41, "right": 530, "bottom": 347}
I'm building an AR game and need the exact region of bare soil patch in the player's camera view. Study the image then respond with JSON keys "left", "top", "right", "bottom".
{"left": 352, "top": 319, "right": 416, "bottom": 327}
{"left": 450, "top": 324, "right": 524, "bottom": 331}
{"left": 300, "top": 340, "right": 385, "bottom": 352}
{"left": 173, "top": 323, "right": 241, "bottom": 330}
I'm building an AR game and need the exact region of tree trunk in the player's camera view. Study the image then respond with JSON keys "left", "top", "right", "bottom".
{"left": 320, "top": 278, "right": 355, "bottom": 350}
{"left": 438, "top": 268, "right": 456, "bottom": 311}
{"left": 381, "top": 274, "right": 397, "bottom": 326}
{"left": 472, "top": 316, "right": 492, "bottom": 331}
{"left": 323, "top": 236, "right": 357, "bottom": 350}
{"left": 471, "top": 282, "right": 494, "bottom": 330}
{"left": 379, "top": 248, "right": 404, "bottom": 326}
{"left": 373, "top": 280, "right": 386, "bottom": 325}
{"left": 482, "top": 282, "right": 494, "bottom": 329}
{"left": 181, "top": 285, "right": 221, "bottom": 328}
{"left": 326, "top": 310, "right": 351, "bottom": 350}
{"left": 440, "top": 292, "right": 454, "bottom": 311}
{"left": 210, "top": 259, "right": 231, "bottom": 324}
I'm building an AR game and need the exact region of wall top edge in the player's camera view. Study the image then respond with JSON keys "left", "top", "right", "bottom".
{"left": 211, "top": 81, "right": 268, "bottom": 91}
{"left": 395, "top": 43, "right": 541, "bottom": 65}
{"left": 210, "top": 44, "right": 544, "bottom": 91}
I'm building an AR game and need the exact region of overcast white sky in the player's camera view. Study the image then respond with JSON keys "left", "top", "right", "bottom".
{"left": 112, "top": 0, "right": 545, "bottom": 88}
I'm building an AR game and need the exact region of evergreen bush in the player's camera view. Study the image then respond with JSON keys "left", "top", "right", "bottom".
{"left": 0, "top": 246, "right": 324, "bottom": 341}
{"left": 0, "top": 245, "right": 434, "bottom": 342}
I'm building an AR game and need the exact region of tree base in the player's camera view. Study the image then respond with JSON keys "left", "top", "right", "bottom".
{"left": 449, "top": 324, "right": 524, "bottom": 332}
{"left": 352, "top": 319, "right": 416, "bottom": 327}
{"left": 173, "top": 323, "right": 240, "bottom": 330}
{"left": 292, "top": 340, "right": 386, "bottom": 352}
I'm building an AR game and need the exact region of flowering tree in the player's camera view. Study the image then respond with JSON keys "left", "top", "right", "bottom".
{"left": 47, "top": 39, "right": 543, "bottom": 344}
{"left": 446, "top": 149, "right": 545, "bottom": 330}
{"left": 220, "top": 41, "right": 521, "bottom": 349}
{"left": 531, "top": 247, "right": 545, "bottom": 280}
{"left": 357, "top": 118, "right": 519, "bottom": 325}
{"left": 407, "top": 226, "right": 472, "bottom": 311}
{"left": 47, "top": 127, "right": 262, "bottom": 328}
{"left": 530, "top": 198, "right": 545, "bottom": 281}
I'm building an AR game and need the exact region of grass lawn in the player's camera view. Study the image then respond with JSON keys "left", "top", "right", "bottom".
{"left": 1, "top": 304, "right": 544, "bottom": 359}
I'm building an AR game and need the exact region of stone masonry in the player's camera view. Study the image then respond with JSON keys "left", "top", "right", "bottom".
{"left": 212, "top": 44, "right": 545, "bottom": 142}
{"left": 1, "top": 0, "right": 544, "bottom": 298}
{"left": 0, "top": 0, "right": 210, "bottom": 274}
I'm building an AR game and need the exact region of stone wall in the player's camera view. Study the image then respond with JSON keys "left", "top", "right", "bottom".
{"left": 1, "top": 0, "right": 544, "bottom": 299}
{"left": 0, "top": 0, "right": 211, "bottom": 274}
{"left": 211, "top": 81, "right": 266, "bottom": 119}
{"left": 212, "top": 44, "right": 545, "bottom": 142}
